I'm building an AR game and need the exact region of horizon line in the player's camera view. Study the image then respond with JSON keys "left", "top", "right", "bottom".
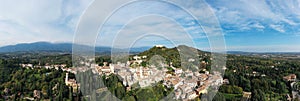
{"left": 1, "top": 41, "right": 300, "bottom": 53}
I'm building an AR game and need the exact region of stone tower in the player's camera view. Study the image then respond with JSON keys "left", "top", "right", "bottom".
{"left": 65, "top": 73, "right": 69, "bottom": 84}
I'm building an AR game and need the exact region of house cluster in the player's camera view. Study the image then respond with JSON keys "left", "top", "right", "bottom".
{"left": 164, "top": 69, "right": 223, "bottom": 100}
{"left": 20, "top": 63, "right": 82, "bottom": 93}
{"left": 117, "top": 65, "right": 165, "bottom": 88}
{"left": 20, "top": 63, "right": 67, "bottom": 70}
{"left": 95, "top": 62, "right": 115, "bottom": 75}
{"left": 94, "top": 54, "right": 224, "bottom": 100}
{"left": 65, "top": 73, "right": 80, "bottom": 93}
{"left": 95, "top": 55, "right": 165, "bottom": 88}
{"left": 20, "top": 62, "right": 90, "bottom": 75}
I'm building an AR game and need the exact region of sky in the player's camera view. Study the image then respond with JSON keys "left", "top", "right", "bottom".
{"left": 0, "top": 0, "right": 300, "bottom": 52}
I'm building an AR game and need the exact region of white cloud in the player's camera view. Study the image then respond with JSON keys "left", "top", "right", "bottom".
{"left": 207, "top": 0, "right": 300, "bottom": 33}
{"left": 77, "top": 0, "right": 214, "bottom": 48}
{"left": 0, "top": 0, "right": 223, "bottom": 48}
{"left": 254, "top": 24, "right": 265, "bottom": 29}
{"left": 1, "top": 0, "right": 299, "bottom": 52}
{"left": 96, "top": 15, "right": 204, "bottom": 48}
{"left": 270, "top": 24, "right": 285, "bottom": 33}
{"left": 0, "top": 0, "right": 93, "bottom": 46}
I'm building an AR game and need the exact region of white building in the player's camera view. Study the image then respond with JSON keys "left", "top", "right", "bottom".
{"left": 65, "top": 73, "right": 79, "bottom": 92}
{"left": 155, "top": 45, "right": 164, "bottom": 48}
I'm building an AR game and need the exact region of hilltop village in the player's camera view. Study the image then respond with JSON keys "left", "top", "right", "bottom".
{"left": 4, "top": 45, "right": 299, "bottom": 100}
{"left": 15, "top": 45, "right": 224, "bottom": 100}
{"left": 92, "top": 45, "right": 224, "bottom": 100}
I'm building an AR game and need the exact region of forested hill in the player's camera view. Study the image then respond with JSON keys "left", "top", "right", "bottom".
{"left": 139, "top": 45, "right": 209, "bottom": 58}
{"left": 137, "top": 45, "right": 211, "bottom": 70}
{"left": 136, "top": 45, "right": 300, "bottom": 101}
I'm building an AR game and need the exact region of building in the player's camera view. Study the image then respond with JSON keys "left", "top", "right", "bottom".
{"left": 33, "top": 90, "right": 41, "bottom": 99}
{"left": 223, "top": 79, "right": 230, "bottom": 84}
{"left": 65, "top": 73, "right": 79, "bottom": 92}
{"left": 142, "top": 56, "right": 147, "bottom": 59}
{"left": 155, "top": 45, "right": 164, "bottom": 48}
{"left": 20, "top": 64, "right": 33, "bottom": 68}
{"left": 175, "top": 68, "right": 183, "bottom": 75}
{"left": 133, "top": 55, "right": 141, "bottom": 60}
{"left": 242, "top": 92, "right": 252, "bottom": 100}
{"left": 188, "top": 58, "right": 195, "bottom": 62}
{"left": 283, "top": 74, "right": 297, "bottom": 82}
{"left": 96, "top": 62, "right": 115, "bottom": 75}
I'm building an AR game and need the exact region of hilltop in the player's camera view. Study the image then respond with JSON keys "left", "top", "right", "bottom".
{"left": 136, "top": 45, "right": 211, "bottom": 71}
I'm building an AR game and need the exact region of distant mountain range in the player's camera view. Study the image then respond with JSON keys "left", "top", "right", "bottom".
{"left": 0, "top": 42, "right": 151, "bottom": 53}
{"left": 2, "top": 42, "right": 299, "bottom": 55}
{"left": 227, "top": 51, "right": 300, "bottom": 55}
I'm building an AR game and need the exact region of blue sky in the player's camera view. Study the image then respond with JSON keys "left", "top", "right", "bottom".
{"left": 0, "top": 0, "right": 300, "bottom": 52}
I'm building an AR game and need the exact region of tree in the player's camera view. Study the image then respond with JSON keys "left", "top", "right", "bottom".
{"left": 276, "top": 82, "right": 288, "bottom": 94}
{"left": 115, "top": 82, "right": 126, "bottom": 99}
{"left": 47, "top": 83, "right": 53, "bottom": 99}
{"left": 219, "top": 85, "right": 243, "bottom": 94}
{"left": 136, "top": 88, "right": 157, "bottom": 101}
{"left": 141, "top": 61, "right": 147, "bottom": 67}
{"left": 69, "top": 87, "right": 74, "bottom": 101}
{"left": 241, "top": 77, "right": 251, "bottom": 92}
{"left": 232, "top": 86, "right": 243, "bottom": 94}
{"left": 213, "top": 92, "right": 225, "bottom": 101}
{"left": 251, "top": 79, "right": 261, "bottom": 90}
{"left": 123, "top": 94, "right": 136, "bottom": 101}
{"left": 251, "top": 89, "right": 266, "bottom": 101}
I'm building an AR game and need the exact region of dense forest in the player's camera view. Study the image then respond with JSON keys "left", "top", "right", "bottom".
{"left": 219, "top": 55, "right": 300, "bottom": 101}
{"left": 0, "top": 57, "right": 79, "bottom": 101}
